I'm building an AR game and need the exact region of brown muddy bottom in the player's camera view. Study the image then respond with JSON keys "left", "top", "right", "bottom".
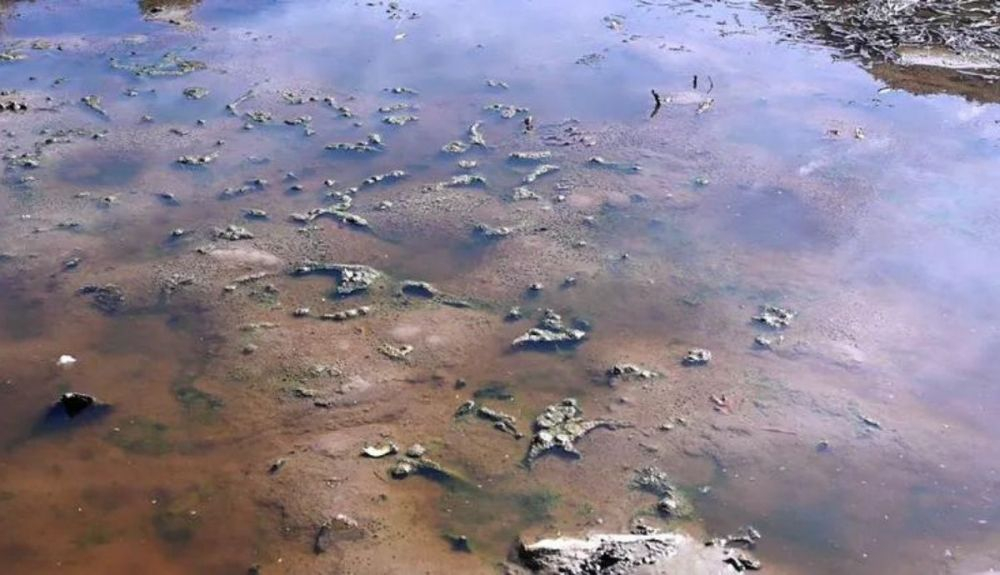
{"left": 1, "top": 0, "right": 1000, "bottom": 574}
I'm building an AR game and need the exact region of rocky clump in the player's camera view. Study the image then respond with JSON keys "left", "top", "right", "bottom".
{"left": 383, "top": 114, "right": 419, "bottom": 125}
{"left": 319, "top": 306, "right": 371, "bottom": 322}
{"left": 523, "top": 164, "right": 559, "bottom": 184}
{"left": 606, "top": 364, "right": 659, "bottom": 386}
{"left": 473, "top": 223, "right": 512, "bottom": 240}
{"left": 326, "top": 133, "right": 383, "bottom": 153}
{"left": 291, "top": 206, "right": 369, "bottom": 228}
{"left": 215, "top": 225, "right": 254, "bottom": 241}
{"left": 630, "top": 466, "right": 692, "bottom": 519}
{"left": 524, "top": 399, "right": 629, "bottom": 467}
{"left": 361, "top": 170, "right": 407, "bottom": 187}
{"left": 1, "top": 100, "right": 28, "bottom": 113}
{"left": 183, "top": 87, "right": 209, "bottom": 100}
{"left": 176, "top": 153, "right": 217, "bottom": 166}
{"left": 517, "top": 530, "right": 755, "bottom": 574}
{"left": 509, "top": 150, "right": 552, "bottom": 162}
{"left": 378, "top": 344, "right": 414, "bottom": 361}
{"left": 292, "top": 262, "right": 382, "bottom": 296}
{"left": 513, "top": 309, "right": 587, "bottom": 350}
{"left": 442, "top": 174, "right": 487, "bottom": 188}
{"left": 442, "top": 140, "right": 470, "bottom": 154}
{"left": 752, "top": 305, "right": 795, "bottom": 329}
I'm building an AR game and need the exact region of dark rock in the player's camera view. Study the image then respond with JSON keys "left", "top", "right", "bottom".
{"left": 446, "top": 534, "right": 472, "bottom": 553}
{"left": 37, "top": 392, "right": 112, "bottom": 432}
{"left": 60, "top": 392, "right": 97, "bottom": 418}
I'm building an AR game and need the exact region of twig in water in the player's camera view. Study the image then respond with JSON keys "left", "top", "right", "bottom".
{"left": 650, "top": 89, "right": 663, "bottom": 118}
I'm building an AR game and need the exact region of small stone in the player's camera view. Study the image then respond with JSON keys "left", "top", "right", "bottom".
{"left": 268, "top": 458, "right": 286, "bottom": 474}
{"left": 682, "top": 348, "right": 711, "bottom": 365}
{"left": 361, "top": 442, "right": 398, "bottom": 458}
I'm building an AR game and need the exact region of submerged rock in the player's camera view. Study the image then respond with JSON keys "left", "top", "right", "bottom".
{"left": 588, "top": 156, "right": 641, "bottom": 172}
{"left": 81, "top": 95, "right": 108, "bottom": 117}
{"left": 513, "top": 309, "right": 587, "bottom": 350}
{"left": 110, "top": 53, "right": 206, "bottom": 77}
{"left": 476, "top": 405, "right": 524, "bottom": 439}
{"left": 442, "top": 140, "right": 470, "bottom": 154}
{"left": 319, "top": 306, "right": 370, "bottom": 321}
{"left": 484, "top": 102, "right": 529, "bottom": 119}
{"left": 523, "top": 164, "right": 560, "bottom": 184}
{"left": 183, "top": 87, "right": 209, "bottom": 100}
{"left": 292, "top": 262, "right": 382, "bottom": 296}
{"left": 444, "top": 174, "right": 487, "bottom": 188}
{"left": 509, "top": 150, "right": 552, "bottom": 162}
{"left": 754, "top": 334, "right": 782, "bottom": 349}
{"left": 291, "top": 206, "right": 369, "bottom": 228}
{"left": 383, "top": 114, "right": 419, "bottom": 125}
{"left": 524, "top": 398, "right": 629, "bottom": 467}
{"left": 326, "top": 134, "right": 382, "bottom": 153}
{"left": 511, "top": 186, "right": 540, "bottom": 201}
{"left": 78, "top": 284, "right": 125, "bottom": 314}
{"left": 630, "top": 466, "right": 692, "bottom": 519}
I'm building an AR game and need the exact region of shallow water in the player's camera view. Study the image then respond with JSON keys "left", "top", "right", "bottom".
{"left": 1, "top": 0, "right": 1000, "bottom": 573}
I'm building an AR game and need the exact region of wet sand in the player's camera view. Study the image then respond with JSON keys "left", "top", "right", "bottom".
{"left": 1, "top": 0, "right": 1000, "bottom": 573}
